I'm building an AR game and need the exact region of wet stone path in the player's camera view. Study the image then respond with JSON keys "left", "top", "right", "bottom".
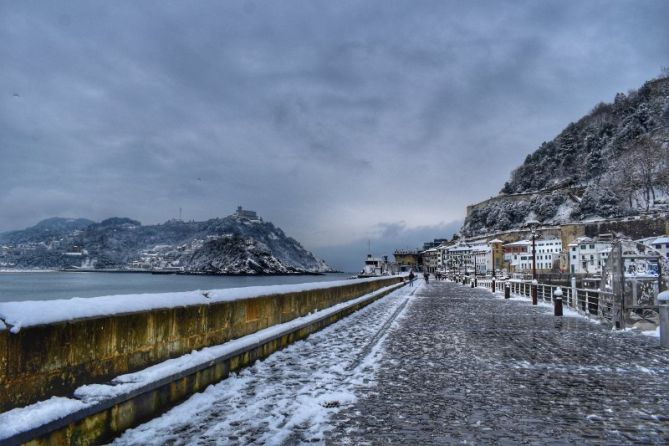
{"left": 327, "top": 281, "right": 669, "bottom": 445}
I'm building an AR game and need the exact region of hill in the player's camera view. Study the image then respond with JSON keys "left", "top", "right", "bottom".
{"left": 0, "top": 213, "right": 332, "bottom": 274}
{"left": 462, "top": 76, "right": 669, "bottom": 237}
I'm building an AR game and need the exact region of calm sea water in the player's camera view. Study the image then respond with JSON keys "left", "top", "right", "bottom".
{"left": 0, "top": 272, "right": 353, "bottom": 302}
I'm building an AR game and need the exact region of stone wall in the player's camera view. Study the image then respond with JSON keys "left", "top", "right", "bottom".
{"left": 467, "top": 215, "right": 668, "bottom": 248}
{"left": 0, "top": 277, "right": 402, "bottom": 412}
{"left": 10, "top": 282, "right": 404, "bottom": 446}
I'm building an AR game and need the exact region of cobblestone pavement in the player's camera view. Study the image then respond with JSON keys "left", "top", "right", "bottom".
{"left": 327, "top": 281, "right": 669, "bottom": 445}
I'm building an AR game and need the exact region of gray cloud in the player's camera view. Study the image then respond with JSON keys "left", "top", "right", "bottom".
{"left": 1, "top": 0, "right": 668, "bottom": 267}
{"left": 316, "top": 220, "right": 462, "bottom": 272}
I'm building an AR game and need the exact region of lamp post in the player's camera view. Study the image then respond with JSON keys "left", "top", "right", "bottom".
{"left": 472, "top": 252, "right": 477, "bottom": 288}
{"left": 527, "top": 220, "right": 540, "bottom": 305}
{"left": 489, "top": 240, "right": 498, "bottom": 292}
{"left": 492, "top": 245, "right": 496, "bottom": 279}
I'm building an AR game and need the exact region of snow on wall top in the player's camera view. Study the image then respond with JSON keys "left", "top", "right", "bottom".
{"left": 0, "top": 276, "right": 399, "bottom": 333}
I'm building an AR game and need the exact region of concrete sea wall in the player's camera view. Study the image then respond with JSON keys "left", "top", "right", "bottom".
{"left": 0, "top": 276, "right": 403, "bottom": 414}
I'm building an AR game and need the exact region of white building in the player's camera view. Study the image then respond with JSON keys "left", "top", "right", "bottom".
{"left": 503, "top": 240, "right": 531, "bottom": 272}
{"left": 421, "top": 247, "right": 440, "bottom": 273}
{"left": 504, "top": 238, "right": 562, "bottom": 273}
{"left": 440, "top": 243, "right": 473, "bottom": 274}
{"left": 647, "top": 236, "right": 669, "bottom": 260}
{"left": 568, "top": 236, "right": 612, "bottom": 274}
{"left": 470, "top": 244, "right": 490, "bottom": 275}
{"left": 534, "top": 238, "right": 562, "bottom": 271}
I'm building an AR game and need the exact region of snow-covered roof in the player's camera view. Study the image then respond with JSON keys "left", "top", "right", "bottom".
{"left": 505, "top": 240, "right": 531, "bottom": 247}
{"left": 449, "top": 245, "right": 472, "bottom": 252}
{"left": 488, "top": 239, "right": 503, "bottom": 244}
{"left": 651, "top": 236, "right": 669, "bottom": 245}
{"left": 536, "top": 237, "right": 561, "bottom": 243}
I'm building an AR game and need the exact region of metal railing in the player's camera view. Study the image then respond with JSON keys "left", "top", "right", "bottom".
{"left": 474, "top": 278, "right": 615, "bottom": 324}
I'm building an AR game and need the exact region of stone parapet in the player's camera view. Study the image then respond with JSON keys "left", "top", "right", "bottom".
{"left": 0, "top": 276, "right": 402, "bottom": 413}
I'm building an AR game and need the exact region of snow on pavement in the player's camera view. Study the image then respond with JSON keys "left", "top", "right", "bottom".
{"left": 112, "top": 281, "right": 420, "bottom": 446}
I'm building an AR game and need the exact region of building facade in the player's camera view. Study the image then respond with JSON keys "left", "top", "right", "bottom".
{"left": 568, "top": 237, "right": 612, "bottom": 274}
{"left": 394, "top": 249, "right": 422, "bottom": 272}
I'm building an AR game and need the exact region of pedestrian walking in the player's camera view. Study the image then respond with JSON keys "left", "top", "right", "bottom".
{"left": 408, "top": 270, "right": 415, "bottom": 287}
{"left": 423, "top": 271, "right": 429, "bottom": 283}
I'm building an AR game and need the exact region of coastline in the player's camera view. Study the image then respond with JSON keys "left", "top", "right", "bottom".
{"left": 0, "top": 269, "right": 58, "bottom": 274}
{"left": 1, "top": 268, "right": 333, "bottom": 277}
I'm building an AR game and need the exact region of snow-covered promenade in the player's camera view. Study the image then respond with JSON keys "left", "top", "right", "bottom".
{"left": 112, "top": 280, "right": 417, "bottom": 445}
{"left": 117, "top": 280, "right": 669, "bottom": 445}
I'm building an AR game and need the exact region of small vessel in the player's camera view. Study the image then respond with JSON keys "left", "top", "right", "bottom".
{"left": 357, "top": 254, "right": 388, "bottom": 278}
{"left": 151, "top": 266, "right": 184, "bottom": 275}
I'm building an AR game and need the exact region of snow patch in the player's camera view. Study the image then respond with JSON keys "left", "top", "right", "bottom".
{"left": 0, "top": 397, "right": 91, "bottom": 440}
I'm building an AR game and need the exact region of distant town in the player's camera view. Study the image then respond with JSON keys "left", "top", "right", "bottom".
{"left": 393, "top": 212, "right": 668, "bottom": 284}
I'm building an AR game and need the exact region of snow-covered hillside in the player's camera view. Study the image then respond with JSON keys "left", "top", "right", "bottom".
{"left": 462, "top": 76, "right": 669, "bottom": 236}
{"left": 0, "top": 213, "right": 333, "bottom": 274}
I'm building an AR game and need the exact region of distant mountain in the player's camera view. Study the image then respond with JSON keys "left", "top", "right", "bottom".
{"left": 0, "top": 212, "right": 333, "bottom": 274}
{"left": 0, "top": 217, "right": 95, "bottom": 244}
{"left": 462, "top": 76, "right": 669, "bottom": 237}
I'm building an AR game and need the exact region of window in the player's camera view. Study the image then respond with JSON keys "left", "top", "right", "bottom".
{"left": 590, "top": 244, "right": 595, "bottom": 249}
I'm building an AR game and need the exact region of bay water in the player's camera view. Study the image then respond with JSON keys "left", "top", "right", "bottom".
{"left": 0, "top": 272, "right": 352, "bottom": 303}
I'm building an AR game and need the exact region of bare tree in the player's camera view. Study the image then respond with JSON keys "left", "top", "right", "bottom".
{"left": 618, "top": 135, "right": 668, "bottom": 211}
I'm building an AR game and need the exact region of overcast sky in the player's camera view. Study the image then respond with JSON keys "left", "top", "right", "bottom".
{"left": 1, "top": 1, "right": 668, "bottom": 270}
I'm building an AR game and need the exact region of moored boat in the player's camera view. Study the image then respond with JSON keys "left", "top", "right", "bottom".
{"left": 357, "top": 254, "right": 389, "bottom": 278}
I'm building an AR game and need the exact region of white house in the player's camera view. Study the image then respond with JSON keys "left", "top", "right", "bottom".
{"left": 470, "top": 244, "right": 490, "bottom": 275}
{"left": 568, "top": 236, "right": 613, "bottom": 274}
{"left": 439, "top": 243, "right": 473, "bottom": 274}
{"left": 421, "top": 247, "right": 440, "bottom": 273}
{"left": 648, "top": 236, "right": 669, "bottom": 260}
{"left": 534, "top": 238, "right": 563, "bottom": 271}
{"left": 504, "top": 238, "right": 562, "bottom": 273}
{"left": 503, "top": 240, "right": 531, "bottom": 272}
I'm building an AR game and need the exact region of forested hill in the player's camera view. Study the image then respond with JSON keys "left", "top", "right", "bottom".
{"left": 502, "top": 77, "right": 669, "bottom": 195}
{"left": 0, "top": 214, "right": 333, "bottom": 274}
{"left": 462, "top": 76, "right": 669, "bottom": 237}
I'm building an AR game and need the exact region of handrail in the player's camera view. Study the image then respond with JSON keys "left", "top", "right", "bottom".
{"left": 469, "top": 276, "right": 617, "bottom": 323}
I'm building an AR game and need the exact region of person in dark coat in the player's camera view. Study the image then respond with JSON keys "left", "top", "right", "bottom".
{"left": 408, "top": 270, "right": 415, "bottom": 287}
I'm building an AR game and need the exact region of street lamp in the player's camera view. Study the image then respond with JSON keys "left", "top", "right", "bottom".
{"left": 491, "top": 245, "right": 496, "bottom": 279}
{"left": 526, "top": 219, "right": 540, "bottom": 305}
